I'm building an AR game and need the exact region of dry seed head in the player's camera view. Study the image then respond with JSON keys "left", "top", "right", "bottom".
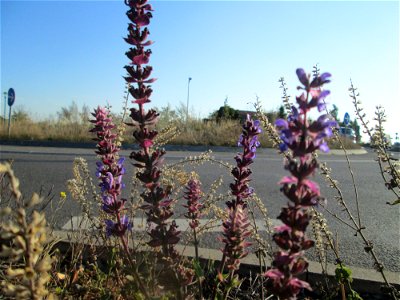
{"left": 0, "top": 162, "right": 22, "bottom": 199}
{"left": 311, "top": 210, "right": 326, "bottom": 265}
{"left": 0, "top": 206, "right": 12, "bottom": 216}
{"left": 154, "top": 123, "right": 180, "bottom": 146}
{"left": 26, "top": 193, "right": 41, "bottom": 208}
{"left": 15, "top": 235, "right": 27, "bottom": 251}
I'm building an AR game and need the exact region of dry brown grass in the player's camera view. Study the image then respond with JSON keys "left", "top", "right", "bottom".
{"left": 0, "top": 118, "right": 361, "bottom": 149}
{"left": 0, "top": 120, "right": 92, "bottom": 142}
{"left": 168, "top": 119, "right": 273, "bottom": 147}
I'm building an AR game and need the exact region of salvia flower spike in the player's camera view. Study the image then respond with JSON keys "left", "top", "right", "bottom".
{"left": 264, "top": 69, "right": 337, "bottom": 299}
{"left": 227, "top": 114, "right": 262, "bottom": 209}
{"left": 90, "top": 106, "right": 131, "bottom": 237}
{"left": 124, "top": 0, "right": 180, "bottom": 259}
{"left": 220, "top": 114, "right": 261, "bottom": 272}
{"left": 183, "top": 178, "right": 203, "bottom": 230}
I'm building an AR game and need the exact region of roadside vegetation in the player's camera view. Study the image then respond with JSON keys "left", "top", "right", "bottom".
{"left": 0, "top": 101, "right": 360, "bottom": 149}
{"left": 1, "top": 1, "right": 398, "bottom": 299}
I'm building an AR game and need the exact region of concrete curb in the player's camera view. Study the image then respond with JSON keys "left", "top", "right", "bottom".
{"left": 0, "top": 140, "right": 368, "bottom": 155}
{"left": 327, "top": 147, "right": 368, "bottom": 155}
{"left": 50, "top": 229, "right": 399, "bottom": 294}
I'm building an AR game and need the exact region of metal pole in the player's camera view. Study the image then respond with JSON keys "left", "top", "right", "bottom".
{"left": 186, "top": 77, "right": 192, "bottom": 122}
{"left": 8, "top": 106, "right": 12, "bottom": 137}
{"left": 3, "top": 92, "right": 6, "bottom": 127}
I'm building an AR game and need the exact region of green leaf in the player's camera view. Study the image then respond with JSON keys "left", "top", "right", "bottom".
{"left": 193, "top": 259, "right": 204, "bottom": 278}
{"left": 230, "top": 275, "right": 240, "bottom": 288}
{"left": 348, "top": 290, "right": 363, "bottom": 300}
{"left": 335, "top": 265, "right": 353, "bottom": 283}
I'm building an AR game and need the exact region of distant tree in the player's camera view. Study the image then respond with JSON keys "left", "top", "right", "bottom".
{"left": 351, "top": 119, "right": 361, "bottom": 142}
{"left": 158, "top": 103, "right": 178, "bottom": 126}
{"left": 277, "top": 105, "right": 287, "bottom": 119}
{"left": 329, "top": 104, "right": 339, "bottom": 121}
{"left": 80, "top": 104, "right": 90, "bottom": 123}
{"left": 57, "top": 101, "right": 90, "bottom": 124}
{"left": 175, "top": 101, "right": 189, "bottom": 122}
{"left": 57, "top": 101, "right": 79, "bottom": 123}
{"left": 210, "top": 101, "right": 239, "bottom": 122}
{"left": 12, "top": 106, "right": 31, "bottom": 123}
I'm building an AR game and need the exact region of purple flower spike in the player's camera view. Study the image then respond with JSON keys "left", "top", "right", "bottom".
{"left": 220, "top": 205, "right": 252, "bottom": 271}
{"left": 228, "top": 114, "right": 261, "bottom": 209}
{"left": 124, "top": 0, "right": 183, "bottom": 264}
{"left": 90, "top": 106, "right": 130, "bottom": 238}
{"left": 218, "top": 114, "right": 260, "bottom": 284}
{"left": 265, "top": 68, "right": 335, "bottom": 299}
{"left": 183, "top": 178, "right": 203, "bottom": 230}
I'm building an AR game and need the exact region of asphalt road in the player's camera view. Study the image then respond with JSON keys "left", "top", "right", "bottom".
{"left": 1, "top": 145, "right": 399, "bottom": 274}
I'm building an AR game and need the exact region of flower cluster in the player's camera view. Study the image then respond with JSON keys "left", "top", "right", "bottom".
{"left": 183, "top": 178, "right": 203, "bottom": 230}
{"left": 276, "top": 69, "right": 336, "bottom": 155}
{"left": 220, "top": 205, "right": 252, "bottom": 271}
{"left": 124, "top": 0, "right": 180, "bottom": 258}
{"left": 220, "top": 115, "right": 261, "bottom": 271}
{"left": 90, "top": 107, "right": 131, "bottom": 237}
{"left": 264, "top": 69, "right": 336, "bottom": 298}
{"left": 227, "top": 114, "right": 262, "bottom": 209}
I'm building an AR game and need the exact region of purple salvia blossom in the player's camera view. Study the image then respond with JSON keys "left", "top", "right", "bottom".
{"left": 227, "top": 114, "right": 262, "bottom": 209}
{"left": 264, "top": 69, "right": 337, "bottom": 299}
{"left": 220, "top": 205, "right": 252, "bottom": 271}
{"left": 105, "top": 215, "right": 132, "bottom": 238}
{"left": 183, "top": 179, "right": 203, "bottom": 230}
{"left": 90, "top": 106, "right": 131, "bottom": 237}
{"left": 218, "top": 114, "right": 261, "bottom": 285}
{"left": 124, "top": 0, "right": 180, "bottom": 259}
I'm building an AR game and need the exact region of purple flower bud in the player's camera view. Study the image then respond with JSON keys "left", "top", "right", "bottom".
{"left": 104, "top": 216, "right": 132, "bottom": 237}
{"left": 317, "top": 102, "right": 326, "bottom": 112}
{"left": 296, "top": 68, "right": 309, "bottom": 87}
{"left": 279, "top": 143, "right": 288, "bottom": 152}
{"left": 275, "top": 118, "right": 288, "bottom": 129}
{"left": 319, "top": 142, "right": 330, "bottom": 153}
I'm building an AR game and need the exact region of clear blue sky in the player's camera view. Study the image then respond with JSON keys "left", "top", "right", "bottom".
{"left": 1, "top": 1, "right": 399, "bottom": 140}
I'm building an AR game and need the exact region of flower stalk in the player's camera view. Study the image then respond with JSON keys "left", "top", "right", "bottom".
{"left": 183, "top": 177, "right": 204, "bottom": 297}
{"left": 124, "top": 2, "right": 195, "bottom": 295}
{"left": 124, "top": 0, "right": 180, "bottom": 259}
{"left": 90, "top": 107, "right": 149, "bottom": 298}
{"left": 216, "top": 115, "right": 261, "bottom": 298}
{"left": 264, "top": 68, "right": 336, "bottom": 299}
{"left": 90, "top": 106, "right": 131, "bottom": 238}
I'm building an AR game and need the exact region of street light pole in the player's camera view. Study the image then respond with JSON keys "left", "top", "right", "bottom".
{"left": 186, "top": 77, "right": 192, "bottom": 122}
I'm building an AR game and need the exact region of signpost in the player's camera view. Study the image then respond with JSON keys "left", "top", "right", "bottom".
{"left": 343, "top": 112, "right": 350, "bottom": 126}
{"left": 7, "top": 88, "right": 15, "bottom": 136}
{"left": 3, "top": 92, "right": 6, "bottom": 127}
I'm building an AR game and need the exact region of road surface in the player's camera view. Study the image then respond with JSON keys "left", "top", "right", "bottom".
{"left": 1, "top": 145, "right": 399, "bottom": 273}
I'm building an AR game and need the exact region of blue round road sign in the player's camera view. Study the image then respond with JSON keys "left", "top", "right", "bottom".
{"left": 343, "top": 112, "right": 350, "bottom": 126}
{"left": 8, "top": 88, "right": 15, "bottom": 106}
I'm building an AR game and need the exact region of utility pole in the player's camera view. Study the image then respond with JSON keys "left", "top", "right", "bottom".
{"left": 186, "top": 77, "right": 192, "bottom": 122}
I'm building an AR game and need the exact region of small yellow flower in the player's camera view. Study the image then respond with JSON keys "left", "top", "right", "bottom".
{"left": 60, "top": 192, "right": 66, "bottom": 198}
